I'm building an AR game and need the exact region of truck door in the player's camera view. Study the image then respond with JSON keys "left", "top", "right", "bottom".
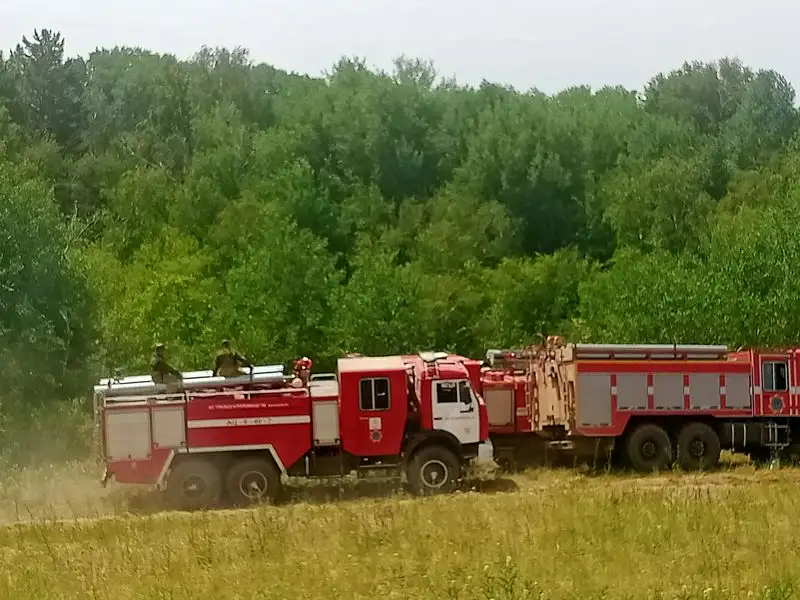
{"left": 760, "top": 356, "right": 790, "bottom": 415}
{"left": 432, "top": 379, "right": 480, "bottom": 444}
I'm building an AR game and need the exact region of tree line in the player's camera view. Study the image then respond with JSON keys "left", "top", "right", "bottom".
{"left": 1, "top": 28, "right": 799, "bottom": 462}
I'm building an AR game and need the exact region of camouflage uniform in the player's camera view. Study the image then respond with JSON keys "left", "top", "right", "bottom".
{"left": 151, "top": 344, "right": 182, "bottom": 388}
{"left": 213, "top": 340, "right": 253, "bottom": 377}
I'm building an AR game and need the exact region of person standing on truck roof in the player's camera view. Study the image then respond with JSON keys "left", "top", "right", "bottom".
{"left": 213, "top": 339, "right": 253, "bottom": 377}
{"left": 151, "top": 343, "right": 183, "bottom": 388}
{"left": 291, "top": 356, "right": 313, "bottom": 387}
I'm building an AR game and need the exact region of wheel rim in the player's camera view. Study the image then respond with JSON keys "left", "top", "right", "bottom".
{"left": 641, "top": 439, "right": 658, "bottom": 460}
{"left": 420, "top": 459, "right": 449, "bottom": 489}
{"left": 689, "top": 438, "right": 706, "bottom": 459}
{"left": 239, "top": 470, "right": 269, "bottom": 500}
{"left": 182, "top": 474, "right": 207, "bottom": 499}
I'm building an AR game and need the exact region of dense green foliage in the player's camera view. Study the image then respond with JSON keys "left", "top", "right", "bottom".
{"left": 2, "top": 29, "right": 800, "bottom": 461}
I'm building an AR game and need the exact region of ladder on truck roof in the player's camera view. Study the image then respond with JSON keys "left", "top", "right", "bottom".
{"left": 572, "top": 343, "right": 729, "bottom": 361}
{"left": 418, "top": 351, "right": 450, "bottom": 379}
{"left": 485, "top": 343, "right": 730, "bottom": 369}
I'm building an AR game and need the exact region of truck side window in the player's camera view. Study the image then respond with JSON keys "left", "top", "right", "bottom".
{"left": 762, "top": 361, "right": 788, "bottom": 393}
{"left": 359, "top": 377, "right": 390, "bottom": 411}
{"left": 458, "top": 380, "right": 473, "bottom": 403}
{"left": 436, "top": 381, "right": 458, "bottom": 403}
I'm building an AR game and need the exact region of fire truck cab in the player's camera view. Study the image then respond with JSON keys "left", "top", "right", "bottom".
{"left": 94, "top": 351, "right": 488, "bottom": 510}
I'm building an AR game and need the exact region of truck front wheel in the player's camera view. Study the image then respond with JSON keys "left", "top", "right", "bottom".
{"left": 164, "top": 458, "right": 222, "bottom": 511}
{"left": 624, "top": 424, "right": 673, "bottom": 473}
{"left": 407, "top": 445, "right": 461, "bottom": 495}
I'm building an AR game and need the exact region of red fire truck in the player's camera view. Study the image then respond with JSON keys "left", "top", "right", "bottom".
{"left": 479, "top": 337, "right": 800, "bottom": 472}
{"left": 93, "top": 352, "right": 489, "bottom": 510}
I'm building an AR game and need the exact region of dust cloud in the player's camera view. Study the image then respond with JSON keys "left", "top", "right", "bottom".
{"left": 0, "top": 460, "right": 152, "bottom": 525}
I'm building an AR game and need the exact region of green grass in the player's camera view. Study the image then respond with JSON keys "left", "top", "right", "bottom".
{"left": 1, "top": 459, "right": 800, "bottom": 599}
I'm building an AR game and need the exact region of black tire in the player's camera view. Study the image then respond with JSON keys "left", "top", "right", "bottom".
{"left": 224, "top": 456, "right": 281, "bottom": 506}
{"left": 164, "top": 458, "right": 222, "bottom": 511}
{"left": 676, "top": 422, "right": 721, "bottom": 471}
{"left": 407, "top": 445, "right": 461, "bottom": 495}
{"left": 625, "top": 423, "right": 673, "bottom": 473}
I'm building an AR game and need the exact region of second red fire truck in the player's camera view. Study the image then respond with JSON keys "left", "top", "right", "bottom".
{"left": 478, "top": 336, "right": 800, "bottom": 472}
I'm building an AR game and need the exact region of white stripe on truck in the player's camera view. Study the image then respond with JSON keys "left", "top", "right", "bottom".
{"left": 187, "top": 415, "right": 311, "bottom": 429}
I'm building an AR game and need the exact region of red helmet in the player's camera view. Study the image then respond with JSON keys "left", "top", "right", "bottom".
{"left": 295, "top": 356, "right": 313, "bottom": 370}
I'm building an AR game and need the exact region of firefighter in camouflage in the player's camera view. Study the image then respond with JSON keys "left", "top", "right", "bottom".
{"left": 213, "top": 339, "right": 253, "bottom": 377}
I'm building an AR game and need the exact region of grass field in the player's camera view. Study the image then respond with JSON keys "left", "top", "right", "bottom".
{"left": 1, "top": 458, "right": 800, "bottom": 599}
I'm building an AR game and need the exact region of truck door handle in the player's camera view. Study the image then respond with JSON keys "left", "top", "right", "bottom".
{"left": 433, "top": 417, "right": 443, "bottom": 421}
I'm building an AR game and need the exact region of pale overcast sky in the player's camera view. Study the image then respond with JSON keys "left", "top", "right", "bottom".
{"left": 0, "top": 0, "right": 795, "bottom": 94}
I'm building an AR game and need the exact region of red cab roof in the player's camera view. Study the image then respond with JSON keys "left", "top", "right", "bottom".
{"left": 337, "top": 355, "right": 407, "bottom": 374}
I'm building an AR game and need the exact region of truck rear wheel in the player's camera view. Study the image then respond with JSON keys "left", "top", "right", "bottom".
{"left": 164, "top": 458, "right": 222, "bottom": 511}
{"left": 676, "top": 422, "right": 721, "bottom": 471}
{"left": 624, "top": 424, "right": 673, "bottom": 473}
{"left": 225, "top": 456, "right": 281, "bottom": 506}
{"left": 407, "top": 445, "right": 461, "bottom": 495}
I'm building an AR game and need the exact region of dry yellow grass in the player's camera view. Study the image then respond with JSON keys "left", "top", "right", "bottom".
{"left": 1, "top": 458, "right": 799, "bottom": 599}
